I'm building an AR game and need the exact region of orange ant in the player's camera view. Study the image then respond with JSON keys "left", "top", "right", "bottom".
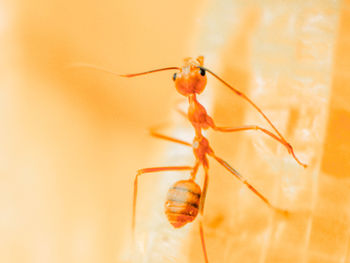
{"left": 73, "top": 56, "right": 307, "bottom": 263}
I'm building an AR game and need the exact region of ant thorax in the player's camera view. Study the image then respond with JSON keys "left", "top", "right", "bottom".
{"left": 187, "top": 95, "right": 214, "bottom": 131}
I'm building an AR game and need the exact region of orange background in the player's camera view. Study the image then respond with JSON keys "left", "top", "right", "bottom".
{"left": 0, "top": 0, "right": 349, "bottom": 263}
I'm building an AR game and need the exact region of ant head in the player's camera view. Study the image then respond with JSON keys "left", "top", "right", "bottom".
{"left": 172, "top": 56, "right": 207, "bottom": 96}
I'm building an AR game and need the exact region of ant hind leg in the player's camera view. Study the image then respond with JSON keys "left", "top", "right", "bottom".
{"left": 209, "top": 153, "right": 288, "bottom": 216}
{"left": 199, "top": 217, "right": 209, "bottom": 263}
{"left": 197, "top": 166, "right": 209, "bottom": 263}
{"left": 132, "top": 166, "right": 193, "bottom": 237}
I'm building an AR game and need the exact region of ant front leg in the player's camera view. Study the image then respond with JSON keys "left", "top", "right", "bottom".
{"left": 209, "top": 153, "right": 288, "bottom": 215}
{"left": 211, "top": 124, "right": 307, "bottom": 168}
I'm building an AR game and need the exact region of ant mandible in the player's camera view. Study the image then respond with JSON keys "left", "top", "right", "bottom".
{"left": 73, "top": 56, "right": 307, "bottom": 263}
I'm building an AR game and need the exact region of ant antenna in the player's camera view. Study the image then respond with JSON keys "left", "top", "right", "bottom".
{"left": 200, "top": 66, "right": 288, "bottom": 145}
{"left": 70, "top": 63, "right": 180, "bottom": 77}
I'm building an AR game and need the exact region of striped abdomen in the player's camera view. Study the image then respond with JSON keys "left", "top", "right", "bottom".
{"left": 164, "top": 180, "right": 201, "bottom": 228}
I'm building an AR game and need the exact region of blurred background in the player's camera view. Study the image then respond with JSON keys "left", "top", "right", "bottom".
{"left": 0, "top": 0, "right": 349, "bottom": 263}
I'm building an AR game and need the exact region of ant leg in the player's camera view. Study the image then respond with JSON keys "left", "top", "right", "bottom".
{"left": 209, "top": 153, "right": 288, "bottom": 215}
{"left": 199, "top": 166, "right": 209, "bottom": 215}
{"left": 132, "top": 166, "right": 193, "bottom": 236}
{"left": 199, "top": 218, "right": 209, "bottom": 263}
{"left": 212, "top": 124, "right": 307, "bottom": 168}
{"left": 204, "top": 68, "right": 308, "bottom": 166}
{"left": 205, "top": 68, "right": 286, "bottom": 140}
{"left": 190, "top": 161, "right": 200, "bottom": 180}
{"left": 198, "top": 166, "right": 210, "bottom": 263}
{"left": 150, "top": 127, "right": 192, "bottom": 147}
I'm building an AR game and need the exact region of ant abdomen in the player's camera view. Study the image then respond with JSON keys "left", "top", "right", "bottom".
{"left": 165, "top": 179, "right": 201, "bottom": 228}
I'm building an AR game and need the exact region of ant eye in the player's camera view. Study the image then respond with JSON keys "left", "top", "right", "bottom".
{"left": 173, "top": 73, "right": 177, "bottom": 81}
{"left": 199, "top": 68, "right": 206, "bottom": 76}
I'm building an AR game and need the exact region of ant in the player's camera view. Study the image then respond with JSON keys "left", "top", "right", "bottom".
{"left": 73, "top": 56, "right": 307, "bottom": 263}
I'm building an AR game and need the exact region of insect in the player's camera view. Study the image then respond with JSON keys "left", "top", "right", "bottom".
{"left": 74, "top": 56, "right": 307, "bottom": 262}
